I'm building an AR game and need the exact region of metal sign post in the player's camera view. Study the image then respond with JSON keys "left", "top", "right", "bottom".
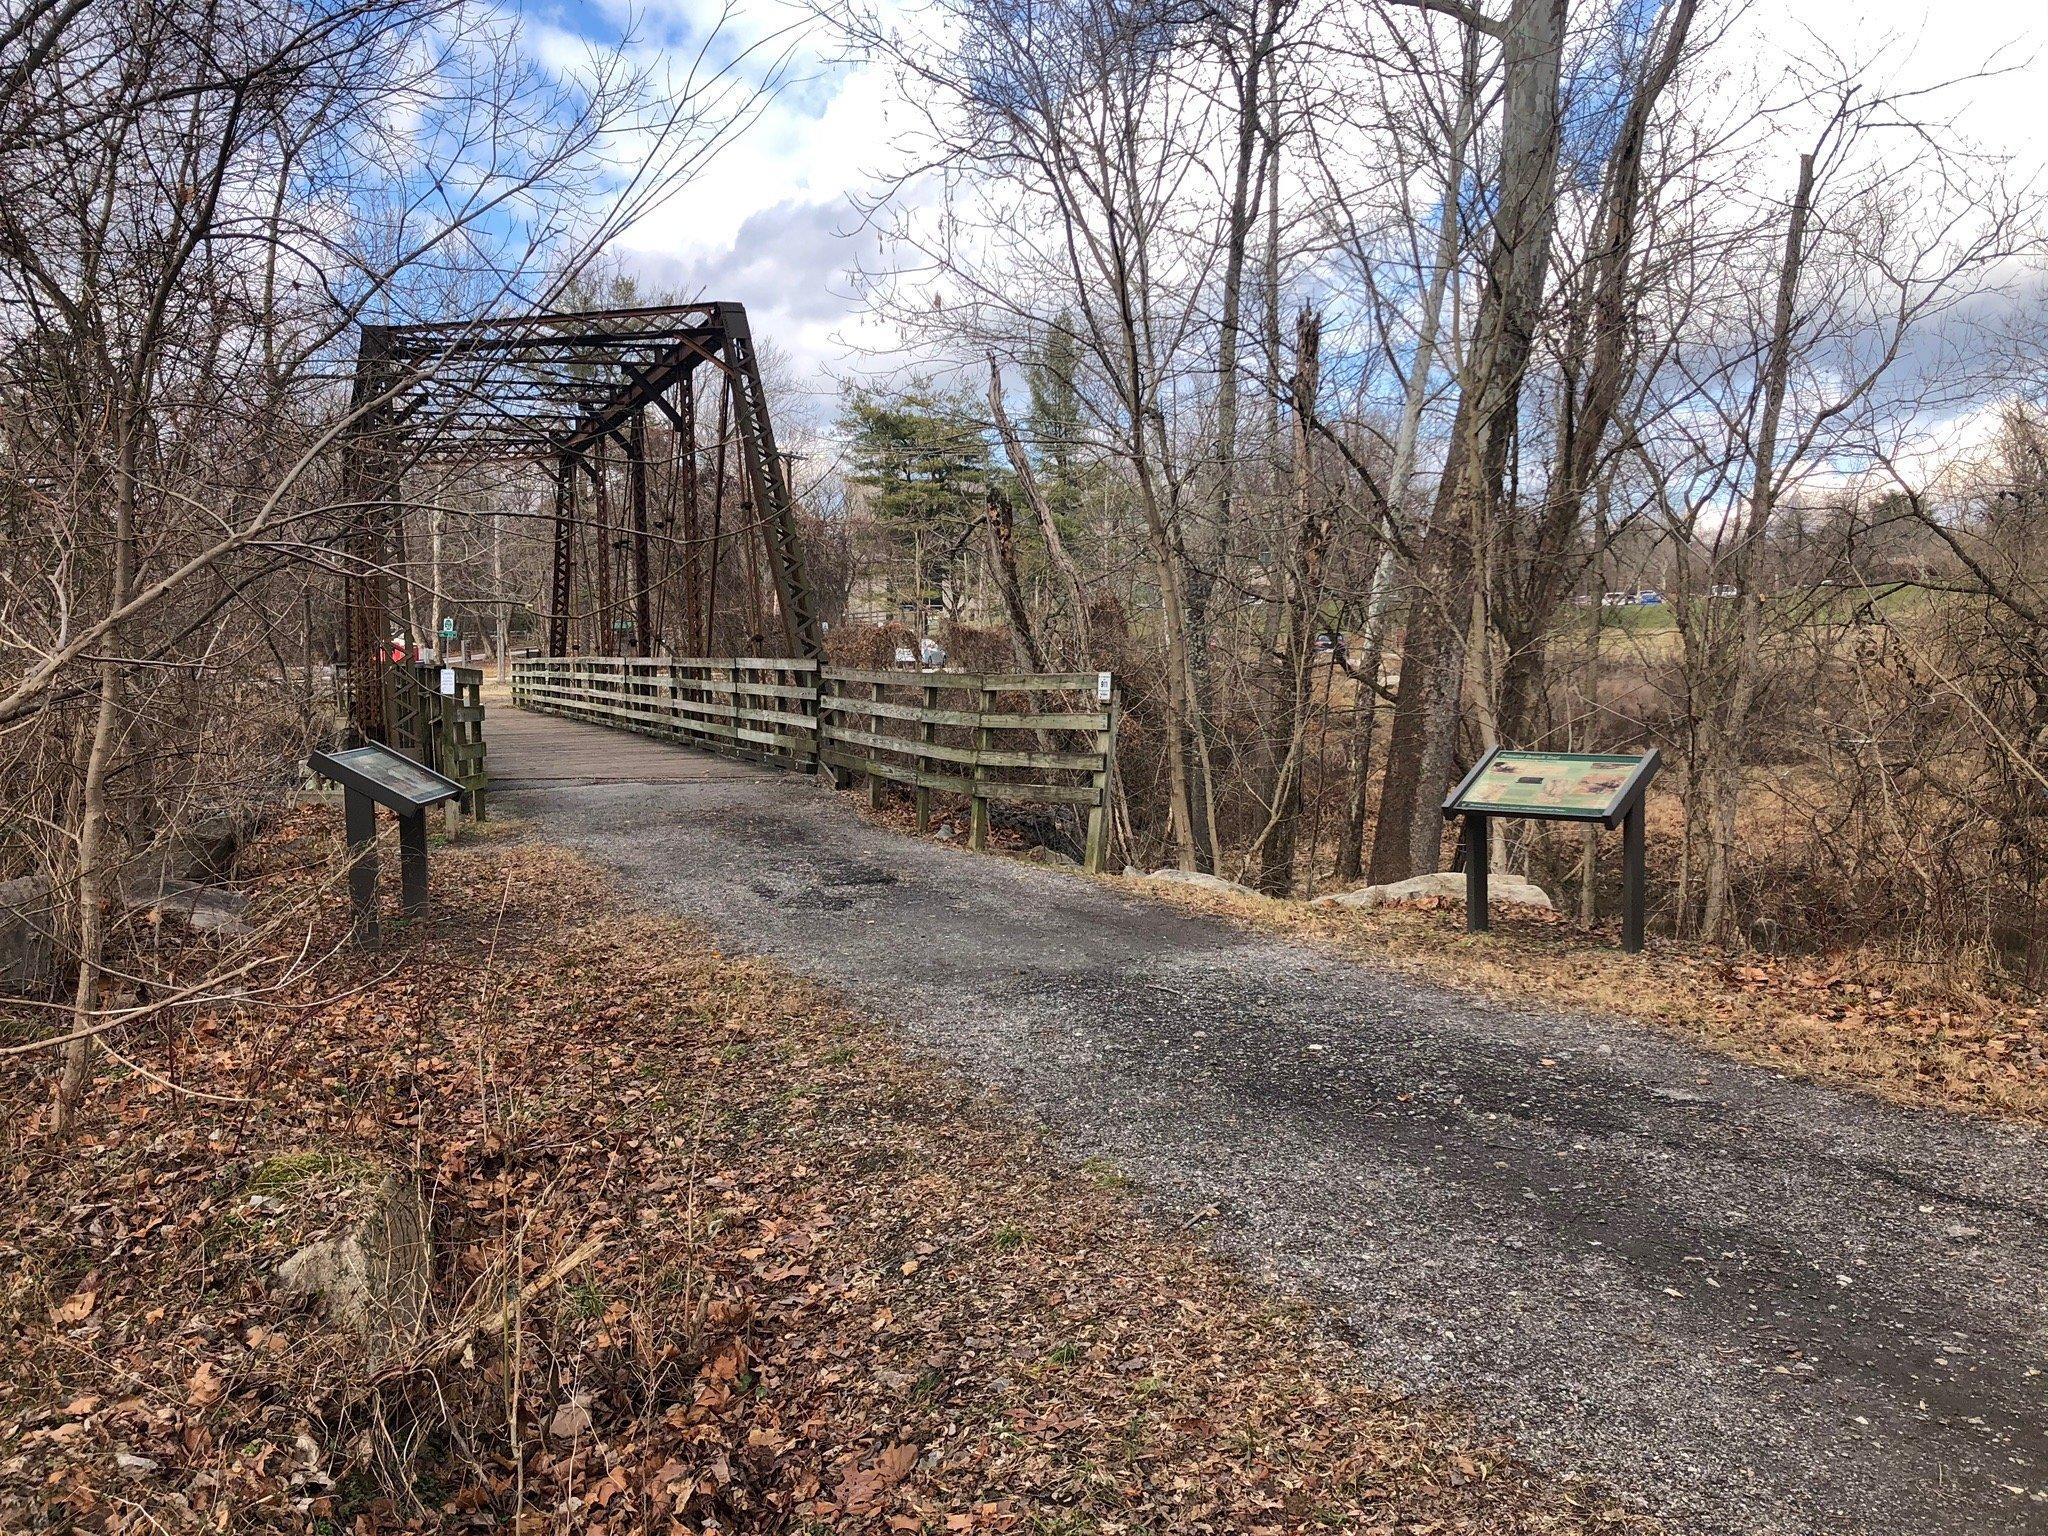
{"left": 310, "top": 743, "right": 465, "bottom": 947}
{"left": 1443, "top": 748, "right": 1661, "bottom": 953}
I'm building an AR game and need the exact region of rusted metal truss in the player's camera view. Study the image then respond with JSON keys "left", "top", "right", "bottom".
{"left": 340, "top": 301, "right": 821, "bottom": 740}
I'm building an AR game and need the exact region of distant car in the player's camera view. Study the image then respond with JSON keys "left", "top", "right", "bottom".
{"left": 1601, "top": 592, "right": 1631, "bottom": 608}
{"left": 919, "top": 637, "right": 948, "bottom": 667}
{"left": 1571, "top": 594, "right": 1595, "bottom": 608}
{"left": 1313, "top": 631, "right": 1337, "bottom": 653}
{"left": 1710, "top": 584, "right": 1740, "bottom": 599}
{"left": 1637, "top": 589, "right": 1664, "bottom": 606}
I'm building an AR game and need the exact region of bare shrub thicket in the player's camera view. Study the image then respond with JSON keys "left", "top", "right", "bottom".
{"left": 824, "top": 0, "right": 2043, "bottom": 980}
{"left": 0, "top": 0, "right": 791, "bottom": 1124}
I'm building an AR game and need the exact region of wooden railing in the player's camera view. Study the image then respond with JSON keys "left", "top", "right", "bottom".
{"left": 509, "top": 656, "right": 1119, "bottom": 871}
{"left": 391, "top": 663, "right": 488, "bottom": 818}
{"left": 816, "top": 667, "right": 1116, "bottom": 872}
{"left": 511, "top": 656, "right": 820, "bottom": 766}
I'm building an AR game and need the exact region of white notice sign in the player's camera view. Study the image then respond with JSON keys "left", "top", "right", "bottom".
{"left": 438, "top": 667, "right": 456, "bottom": 696}
{"left": 894, "top": 647, "right": 916, "bottom": 665}
{"left": 1096, "top": 670, "right": 1113, "bottom": 704}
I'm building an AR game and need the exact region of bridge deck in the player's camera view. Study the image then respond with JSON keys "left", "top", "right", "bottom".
{"left": 485, "top": 684, "right": 796, "bottom": 788}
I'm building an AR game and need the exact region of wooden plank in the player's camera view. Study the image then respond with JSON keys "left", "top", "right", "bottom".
{"left": 818, "top": 722, "right": 1100, "bottom": 773}
{"left": 820, "top": 666, "right": 984, "bottom": 691}
{"left": 821, "top": 695, "right": 983, "bottom": 728}
{"left": 977, "top": 672, "right": 1104, "bottom": 690}
{"left": 819, "top": 750, "right": 1100, "bottom": 805}
{"left": 819, "top": 694, "right": 1107, "bottom": 734}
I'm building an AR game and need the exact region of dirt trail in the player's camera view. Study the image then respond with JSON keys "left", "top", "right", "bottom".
{"left": 490, "top": 702, "right": 2048, "bottom": 1536}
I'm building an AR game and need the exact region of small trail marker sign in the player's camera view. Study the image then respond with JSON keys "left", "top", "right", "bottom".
{"left": 1444, "top": 747, "right": 1660, "bottom": 952}
{"left": 1096, "top": 671, "right": 1113, "bottom": 704}
{"left": 438, "top": 666, "right": 456, "bottom": 696}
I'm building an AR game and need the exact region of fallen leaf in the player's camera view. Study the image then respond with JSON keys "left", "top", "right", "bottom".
{"left": 51, "top": 1279, "right": 99, "bottom": 1324}
{"left": 186, "top": 1361, "right": 223, "bottom": 1407}
{"left": 876, "top": 1441, "right": 918, "bottom": 1487}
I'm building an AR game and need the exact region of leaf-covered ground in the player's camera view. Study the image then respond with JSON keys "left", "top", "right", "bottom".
{"left": 2, "top": 819, "right": 1656, "bottom": 1534}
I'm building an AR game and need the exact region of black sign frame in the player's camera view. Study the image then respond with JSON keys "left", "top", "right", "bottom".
{"left": 1441, "top": 746, "right": 1661, "bottom": 953}
{"left": 310, "top": 743, "right": 462, "bottom": 946}
{"left": 309, "top": 743, "right": 463, "bottom": 813}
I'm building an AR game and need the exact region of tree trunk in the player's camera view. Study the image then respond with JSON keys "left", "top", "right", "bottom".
{"left": 1493, "top": 0, "right": 1696, "bottom": 746}
{"left": 1700, "top": 151, "right": 1814, "bottom": 940}
{"left": 1370, "top": 0, "right": 1569, "bottom": 882}
{"left": 1255, "top": 308, "right": 1327, "bottom": 895}
{"left": 988, "top": 358, "right": 1092, "bottom": 661}
{"left": 53, "top": 425, "right": 137, "bottom": 1135}
{"left": 1332, "top": 29, "right": 1479, "bottom": 885}
{"left": 984, "top": 488, "right": 1049, "bottom": 672}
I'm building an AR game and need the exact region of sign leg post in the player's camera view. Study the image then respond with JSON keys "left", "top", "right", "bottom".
{"left": 1466, "top": 813, "right": 1490, "bottom": 933}
{"left": 398, "top": 809, "right": 430, "bottom": 915}
{"left": 344, "top": 788, "right": 379, "bottom": 948}
{"left": 1622, "top": 802, "right": 1646, "bottom": 954}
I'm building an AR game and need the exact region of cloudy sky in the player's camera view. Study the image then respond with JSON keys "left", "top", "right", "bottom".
{"left": 547, "top": 0, "right": 2044, "bottom": 422}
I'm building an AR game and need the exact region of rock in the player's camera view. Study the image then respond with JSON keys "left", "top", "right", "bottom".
{"left": 114, "top": 1452, "right": 160, "bottom": 1477}
{"left": 989, "top": 803, "right": 1082, "bottom": 860}
{"left": 121, "top": 877, "right": 251, "bottom": 935}
{"left": 134, "top": 810, "right": 261, "bottom": 887}
{"left": 274, "top": 1166, "right": 429, "bottom": 1362}
{"left": 1025, "top": 845, "right": 1078, "bottom": 868}
{"left": 1310, "top": 870, "right": 1553, "bottom": 912}
{"left": 0, "top": 873, "right": 57, "bottom": 992}
{"left": 1134, "top": 868, "right": 1263, "bottom": 900}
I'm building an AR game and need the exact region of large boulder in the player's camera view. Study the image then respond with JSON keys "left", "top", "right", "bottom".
{"left": 1312, "top": 870, "right": 1552, "bottom": 913}
{"left": 119, "top": 876, "right": 251, "bottom": 935}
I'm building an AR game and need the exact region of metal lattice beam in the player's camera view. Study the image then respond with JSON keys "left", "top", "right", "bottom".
{"left": 342, "top": 301, "right": 823, "bottom": 738}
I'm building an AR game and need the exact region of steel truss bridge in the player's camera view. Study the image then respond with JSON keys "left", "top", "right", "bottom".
{"left": 340, "top": 301, "right": 821, "bottom": 741}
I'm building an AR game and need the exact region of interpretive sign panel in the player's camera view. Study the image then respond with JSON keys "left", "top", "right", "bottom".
{"left": 1442, "top": 746, "right": 1661, "bottom": 953}
{"left": 1446, "top": 749, "right": 1654, "bottom": 825}
{"left": 308, "top": 743, "right": 463, "bottom": 947}
{"left": 311, "top": 743, "right": 462, "bottom": 813}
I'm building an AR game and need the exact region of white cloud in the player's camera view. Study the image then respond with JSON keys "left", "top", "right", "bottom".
{"left": 533, "top": 0, "right": 2047, "bottom": 425}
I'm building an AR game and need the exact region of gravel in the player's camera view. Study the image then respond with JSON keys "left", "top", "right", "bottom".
{"left": 495, "top": 720, "right": 2048, "bottom": 1536}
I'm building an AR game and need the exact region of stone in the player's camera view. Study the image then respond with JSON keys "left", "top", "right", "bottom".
{"left": 1310, "top": 870, "right": 1552, "bottom": 912}
{"left": 1025, "top": 845, "right": 1078, "bottom": 868}
{"left": 0, "top": 874, "right": 57, "bottom": 992}
{"left": 1134, "top": 868, "right": 1263, "bottom": 900}
{"left": 120, "top": 877, "right": 251, "bottom": 936}
{"left": 274, "top": 1166, "right": 429, "bottom": 1362}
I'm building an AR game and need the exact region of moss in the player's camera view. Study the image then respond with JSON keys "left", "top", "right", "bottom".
{"left": 245, "top": 1150, "right": 370, "bottom": 1197}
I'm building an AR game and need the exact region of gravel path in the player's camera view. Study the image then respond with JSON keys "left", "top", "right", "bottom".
{"left": 492, "top": 705, "right": 2048, "bottom": 1535}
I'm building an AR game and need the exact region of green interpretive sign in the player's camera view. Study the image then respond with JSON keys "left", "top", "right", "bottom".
{"left": 1442, "top": 745, "right": 1661, "bottom": 952}
{"left": 1447, "top": 750, "right": 1650, "bottom": 823}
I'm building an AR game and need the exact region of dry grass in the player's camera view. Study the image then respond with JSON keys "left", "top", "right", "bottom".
{"left": 1111, "top": 872, "right": 2048, "bottom": 1125}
